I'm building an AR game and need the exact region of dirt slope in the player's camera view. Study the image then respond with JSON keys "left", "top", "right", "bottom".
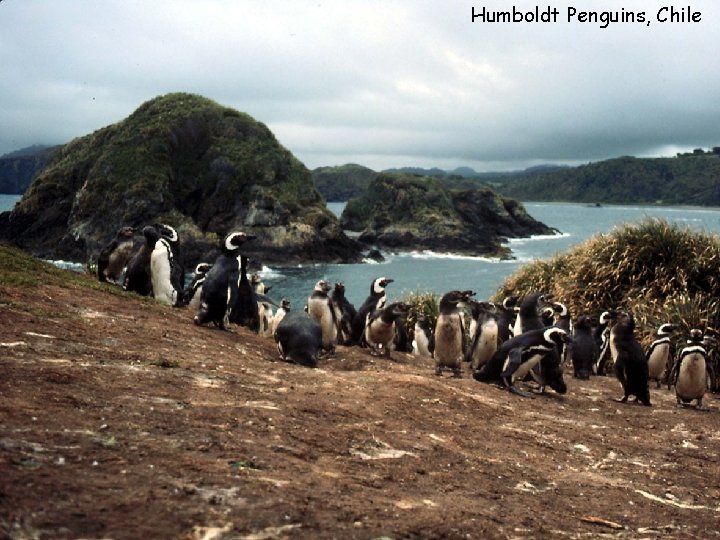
{"left": 1, "top": 269, "right": 719, "bottom": 539}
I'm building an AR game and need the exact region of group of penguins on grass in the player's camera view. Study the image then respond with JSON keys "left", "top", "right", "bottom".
{"left": 97, "top": 226, "right": 717, "bottom": 410}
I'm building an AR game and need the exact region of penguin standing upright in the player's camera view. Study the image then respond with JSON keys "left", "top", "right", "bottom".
{"left": 183, "top": 263, "right": 212, "bottom": 311}
{"left": 646, "top": 323, "right": 678, "bottom": 388}
{"left": 515, "top": 292, "right": 553, "bottom": 335}
{"left": 474, "top": 326, "right": 570, "bottom": 397}
{"left": 350, "top": 277, "right": 394, "bottom": 345}
{"left": 229, "top": 255, "right": 261, "bottom": 333}
{"left": 331, "top": 282, "right": 356, "bottom": 345}
{"left": 271, "top": 299, "right": 291, "bottom": 337}
{"left": 251, "top": 273, "right": 274, "bottom": 337}
{"left": 594, "top": 310, "right": 616, "bottom": 375}
{"left": 307, "top": 280, "right": 338, "bottom": 354}
{"left": 194, "top": 232, "right": 255, "bottom": 329}
{"left": 97, "top": 226, "right": 135, "bottom": 283}
{"left": 611, "top": 311, "right": 651, "bottom": 406}
{"left": 150, "top": 236, "right": 180, "bottom": 306}
{"left": 572, "top": 315, "right": 598, "bottom": 379}
{"left": 496, "top": 295, "right": 518, "bottom": 345}
{"left": 552, "top": 301, "right": 573, "bottom": 364}
{"left": 123, "top": 225, "right": 160, "bottom": 297}
{"left": 670, "top": 329, "right": 710, "bottom": 409}
{"left": 465, "top": 301, "right": 498, "bottom": 371}
{"left": 433, "top": 290, "right": 474, "bottom": 377}
{"left": 156, "top": 224, "right": 184, "bottom": 293}
{"left": 364, "top": 302, "right": 411, "bottom": 358}
{"left": 412, "top": 313, "right": 434, "bottom": 358}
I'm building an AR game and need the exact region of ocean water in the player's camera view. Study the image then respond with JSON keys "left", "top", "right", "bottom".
{"left": 4, "top": 193, "right": 720, "bottom": 310}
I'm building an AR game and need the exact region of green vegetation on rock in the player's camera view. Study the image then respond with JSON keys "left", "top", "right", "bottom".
{"left": 312, "top": 164, "right": 378, "bottom": 202}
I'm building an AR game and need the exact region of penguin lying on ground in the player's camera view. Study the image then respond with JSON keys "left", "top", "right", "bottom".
{"left": 433, "top": 290, "right": 475, "bottom": 378}
{"left": 97, "top": 226, "right": 135, "bottom": 283}
{"left": 412, "top": 313, "right": 434, "bottom": 358}
{"left": 194, "top": 232, "right": 255, "bottom": 329}
{"left": 474, "top": 326, "right": 570, "bottom": 397}
{"left": 465, "top": 301, "right": 498, "bottom": 371}
{"left": 669, "top": 329, "right": 712, "bottom": 410}
{"left": 271, "top": 299, "right": 291, "bottom": 337}
{"left": 364, "top": 302, "right": 411, "bottom": 358}
{"left": 123, "top": 225, "right": 160, "bottom": 297}
{"left": 646, "top": 323, "right": 678, "bottom": 388}
{"left": 611, "top": 311, "right": 651, "bottom": 406}
{"left": 350, "top": 277, "right": 393, "bottom": 345}
{"left": 307, "top": 280, "right": 338, "bottom": 355}
{"left": 571, "top": 315, "right": 598, "bottom": 379}
{"left": 274, "top": 311, "right": 322, "bottom": 368}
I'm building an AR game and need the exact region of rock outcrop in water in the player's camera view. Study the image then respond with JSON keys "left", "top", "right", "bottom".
{"left": 0, "top": 93, "right": 361, "bottom": 267}
{"left": 340, "top": 173, "right": 556, "bottom": 257}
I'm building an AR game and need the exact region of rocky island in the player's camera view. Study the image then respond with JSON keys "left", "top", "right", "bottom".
{"left": 341, "top": 173, "right": 557, "bottom": 258}
{"left": 0, "top": 93, "right": 361, "bottom": 267}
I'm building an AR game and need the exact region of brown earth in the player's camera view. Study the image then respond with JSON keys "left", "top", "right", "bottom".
{"left": 1, "top": 266, "right": 720, "bottom": 539}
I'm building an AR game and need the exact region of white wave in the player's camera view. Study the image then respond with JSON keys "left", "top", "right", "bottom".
{"left": 393, "top": 250, "right": 506, "bottom": 263}
{"left": 506, "top": 232, "right": 570, "bottom": 246}
{"left": 258, "top": 265, "right": 284, "bottom": 279}
{"left": 46, "top": 260, "right": 85, "bottom": 273}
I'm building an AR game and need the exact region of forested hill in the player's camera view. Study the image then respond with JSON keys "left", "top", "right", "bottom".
{"left": 493, "top": 152, "right": 720, "bottom": 205}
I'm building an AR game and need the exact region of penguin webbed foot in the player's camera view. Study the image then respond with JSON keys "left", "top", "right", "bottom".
{"left": 508, "top": 385, "right": 535, "bottom": 398}
{"left": 613, "top": 395, "right": 629, "bottom": 403}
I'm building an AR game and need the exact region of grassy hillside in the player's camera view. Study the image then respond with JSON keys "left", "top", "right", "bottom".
{"left": 311, "top": 163, "right": 377, "bottom": 201}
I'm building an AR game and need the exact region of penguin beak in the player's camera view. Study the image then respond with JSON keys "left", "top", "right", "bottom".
{"left": 382, "top": 278, "right": 394, "bottom": 286}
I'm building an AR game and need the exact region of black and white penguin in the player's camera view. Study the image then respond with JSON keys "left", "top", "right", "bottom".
{"left": 465, "top": 301, "right": 498, "bottom": 371}
{"left": 274, "top": 311, "right": 322, "bottom": 368}
{"left": 350, "top": 277, "right": 394, "bottom": 345}
{"left": 611, "top": 311, "right": 651, "bottom": 406}
{"left": 496, "top": 295, "right": 518, "bottom": 344}
{"left": 96, "top": 226, "right": 135, "bottom": 283}
{"left": 307, "top": 280, "right": 338, "bottom": 354}
{"left": 433, "top": 290, "right": 474, "bottom": 378}
{"left": 251, "top": 273, "right": 274, "bottom": 337}
{"left": 123, "top": 225, "right": 160, "bottom": 297}
{"left": 229, "top": 255, "right": 261, "bottom": 333}
{"left": 571, "top": 315, "right": 598, "bottom": 380}
{"left": 331, "top": 282, "right": 356, "bottom": 345}
{"left": 552, "top": 301, "right": 573, "bottom": 364}
{"left": 541, "top": 306, "right": 555, "bottom": 327}
{"left": 646, "top": 323, "right": 678, "bottom": 388}
{"left": 194, "top": 231, "right": 255, "bottom": 329}
{"left": 474, "top": 326, "right": 570, "bottom": 397}
{"left": 669, "top": 329, "right": 710, "bottom": 409}
{"left": 150, "top": 235, "right": 180, "bottom": 306}
{"left": 515, "top": 292, "right": 553, "bottom": 335}
{"left": 271, "top": 299, "right": 291, "bottom": 337}
{"left": 155, "top": 223, "right": 185, "bottom": 293}
{"left": 412, "top": 313, "right": 434, "bottom": 358}
{"left": 183, "top": 262, "right": 212, "bottom": 311}
{"left": 594, "top": 309, "right": 617, "bottom": 375}
{"left": 364, "top": 302, "right": 411, "bottom": 358}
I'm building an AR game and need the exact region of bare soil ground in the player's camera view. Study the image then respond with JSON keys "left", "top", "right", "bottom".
{"left": 1, "top": 268, "right": 720, "bottom": 539}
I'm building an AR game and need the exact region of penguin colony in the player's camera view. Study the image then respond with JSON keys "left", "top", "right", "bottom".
{"left": 96, "top": 225, "right": 719, "bottom": 409}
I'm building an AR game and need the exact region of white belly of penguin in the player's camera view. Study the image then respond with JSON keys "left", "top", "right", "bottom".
{"left": 366, "top": 320, "right": 395, "bottom": 348}
{"left": 676, "top": 353, "right": 707, "bottom": 400}
{"left": 150, "top": 245, "right": 177, "bottom": 306}
{"left": 307, "top": 300, "right": 336, "bottom": 348}
{"left": 188, "top": 285, "right": 203, "bottom": 312}
{"left": 511, "top": 353, "right": 543, "bottom": 383}
{"left": 471, "top": 321, "right": 498, "bottom": 370}
{"left": 647, "top": 343, "right": 669, "bottom": 379}
{"left": 434, "top": 315, "right": 463, "bottom": 367}
{"left": 413, "top": 326, "right": 431, "bottom": 357}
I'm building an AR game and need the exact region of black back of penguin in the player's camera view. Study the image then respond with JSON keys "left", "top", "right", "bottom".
{"left": 572, "top": 315, "right": 598, "bottom": 379}
{"left": 612, "top": 311, "right": 651, "bottom": 406}
{"left": 275, "top": 311, "right": 322, "bottom": 367}
{"left": 123, "top": 225, "right": 160, "bottom": 296}
{"left": 229, "top": 255, "right": 260, "bottom": 333}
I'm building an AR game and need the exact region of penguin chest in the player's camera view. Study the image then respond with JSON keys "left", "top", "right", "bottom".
{"left": 150, "top": 246, "right": 177, "bottom": 305}
{"left": 434, "top": 314, "right": 463, "bottom": 366}
{"left": 472, "top": 321, "right": 498, "bottom": 369}
{"left": 366, "top": 319, "right": 395, "bottom": 347}
{"left": 307, "top": 299, "right": 336, "bottom": 346}
{"left": 106, "top": 240, "right": 134, "bottom": 278}
{"left": 413, "top": 326, "right": 431, "bottom": 357}
{"left": 676, "top": 354, "right": 707, "bottom": 400}
{"left": 647, "top": 343, "right": 670, "bottom": 379}
{"left": 271, "top": 309, "right": 287, "bottom": 336}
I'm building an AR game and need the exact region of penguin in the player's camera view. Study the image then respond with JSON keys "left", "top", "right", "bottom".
{"left": 646, "top": 323, "right": 678, "bottom": 388}
{"left": 433, "top": 290, "right": 475, "bottom": 378}
{"left": 364, "top": 302, "right": 411, "bottom": 358}
{"left": 229, "top": 255, "right": 261, "bottom": 333}
{"left": 571, "top": 315, "right": 598, "bottom": 380}
{"left": 96, "top": 226, "right": 135, "bottom": 283}
{"left": 552, "top": 301, "right": 573, "bottom": 365}
{"left": 156, "top": 224, "right": 185, "bottom": 294}
{"left": 194, "top": 231, "right": 255, "bottom": 329}
{"left": 594, "top": 310, "right": 617, "bottom": 375}
{"left": 541, "top": 306, "right": 555, "bottom": 327}
{"left": 669, "top": 329, "right": 710, "bottom": 409}
{"left": 150, "top": 236, "right": 180, "bottom": 306}
{"left": 465, "top": 301, "right": 498, "bottom": 371}
{"left": 412, "top": 313, "right": 434, "bottom": 358}
{"left": 474, "top": 326, "right": 570, "bottom": 397}
{"left": 271, "top": 299, "right": 291, "bottom": 337}
{"left": 307, "top": 280, "right": 338, "bottom": 354}
{"left": 331, "top": 282, "right": 356, "bottom": 345}
{"left": 392, "top": 310, "right": 413, "bottom": 353}
{"left": 702, "top": 332, "right": 719, "bottom": 392}
{"left": 515, "top": 292, "right": 553, "bottom": 335}
{"left": 274, "top": 311, "right": 322, "bottom": 368}
{"left": 350, "top": 277, "right": 394, "bottom": 345}
{"left": 611, "top": 311, "right": 651, "bottom": 406}
{"left": 123, "top": 225, "right": 160, "bottom": 297}
{"left": 496, "top": 295, "right": 518, "bottom": 344}
{"left": 183, "top": 263, "right": 212, "bottom": 312}
{"left": 251, "top": 273, "right": 274, "bottom": 337}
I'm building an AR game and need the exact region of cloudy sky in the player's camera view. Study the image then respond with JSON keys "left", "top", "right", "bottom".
{"left": 1, "top": 0, "right": 719, "bottom": 171}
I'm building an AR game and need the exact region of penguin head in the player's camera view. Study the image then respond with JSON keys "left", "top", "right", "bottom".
{"left": 544, "top": 327, "right": 572, "bottom": 347}
{"left": 314, "top": 280, "right": 331, "bottom": 293}
{"left": 598, "top": 309, "right": 618, "bottom": 325}
{"left": 281, "top": 298, "right": 291, "bottom": 311}
{"left": 552, "top": 302, "right": 568, "bottom": 317}
{"left": 688, "top": 328, "right": 704, "bottom": 343}
{"left": 574, "top": 314, "right": 595, "bottom": 330}
{"left": 334, "top": 282, "right": 346, "bottom": 295}
{"left": 389, "top": 302, "right": 412, "bottom": 316}
{"left": 223, "top": 231, "right": 256, "bottom": 253}
{"left": 142, "top": 225, "right": 160, "bottom": 246}
{"left": 156, "top": 223, "right": 179, "bottom": 243}
{"left": 439, "top": 290, "right": 467, "bottom": 309}
{"left": 657, "top": 323, "right": 678, "bottom": 336}
{"left": 117, "top": 226, "right": 135, "bottom": 239}
{"left": 372, "top": 277, "right": 394, "bottom": 295}
{"left": 541, "top": 306, "right": 555, "bottom": 325}
{"left": 502, "top": 295, "right": 518, "bottom": 309}
{"left": 251, "top": 274, "right": 262, "bottom": 286}
{"left": 194, "top": 262, "right": 212, "bottom": 276}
